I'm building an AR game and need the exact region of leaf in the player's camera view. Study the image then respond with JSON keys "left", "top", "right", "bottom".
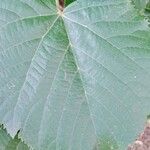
{"left": 0, "top": 125, "right": 29, "bottom": 150}
{"left": 145, "top": 1, "right": 150, "bottom": 21}
{"left": 0, "top": 0, "right": 150, "bottom": 149}
{"left": 132, "top": 0, "right": 150, "bottom": 22}
{"left": 132, "top": 0, "right": 149, "bottom": 10}
{"left": 146, "top": 0, "right": 150, "bottom": 11}
{"left": 65, "top": 0, "right": 76, "bottom": 6}
{"left": 0, "top": 125, "right": 11, "bottom": 150}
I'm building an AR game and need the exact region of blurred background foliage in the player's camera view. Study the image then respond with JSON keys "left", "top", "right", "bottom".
{"left": 0, "top": 125, "right": 29, "bottom": 150}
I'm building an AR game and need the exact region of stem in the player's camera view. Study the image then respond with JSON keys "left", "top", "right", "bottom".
{"left": 58, "top": 0, "right": 65, "bottom": 11}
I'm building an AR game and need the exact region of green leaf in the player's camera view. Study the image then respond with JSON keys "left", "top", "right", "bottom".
{"left": 145, "top": 1, "right": 150, "bottom": 21}
{"left": 146, "top": 0, "right": 150, "bottom": 10}
{"left": 132, "top": 0, "right": 150, "bottom": 23}
{"left": 65, "top": 0, "right": 76, "bottom": 6}
{"left": 0, "top": 125, "right": 29, "bottom": 150}
{"left": 132, "top": 0, "right": 149, "bottom": 10}
{"left": 0, "top": 125, "right": 11, "bottom": 150}
{"left": 0, "top": 0, "right": 150, "bottom": 149}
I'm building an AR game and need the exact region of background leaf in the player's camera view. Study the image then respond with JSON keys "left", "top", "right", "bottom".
{"left": 0, "top": 125, "right": 29, "bottom": 150}
{"left": 145, "top": 1, "right": 150, "bottom": 21}
{"left": 132, "top": 0, "right": 149, "bottom": 10}
{"left": 65, "top": 0, "right": 76, "bottom": 6}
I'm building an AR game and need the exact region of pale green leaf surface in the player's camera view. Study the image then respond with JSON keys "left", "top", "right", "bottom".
{"left": 0, "top": 0, "right": 150, "bottom": 150}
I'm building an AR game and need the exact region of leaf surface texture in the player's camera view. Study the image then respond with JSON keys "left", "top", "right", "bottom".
{"left": 0, "top": 0, "right": 150, "bottom": 149}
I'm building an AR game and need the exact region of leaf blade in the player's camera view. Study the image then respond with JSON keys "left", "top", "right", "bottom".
{"left": 0, "top": 0, "right": 150, "bottom": 150}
